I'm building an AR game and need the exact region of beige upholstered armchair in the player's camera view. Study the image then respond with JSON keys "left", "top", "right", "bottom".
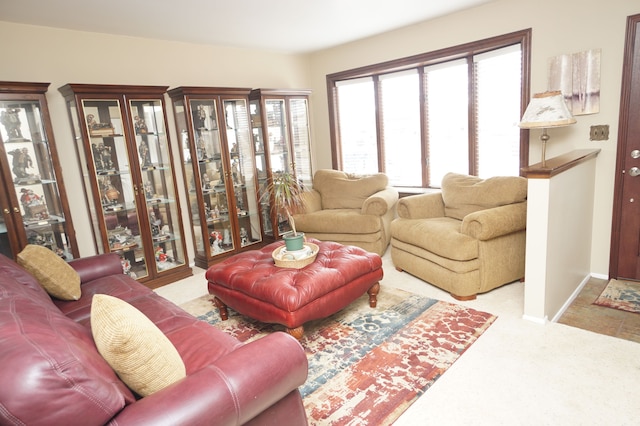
{"left": 390, "top": 173, "right": 527, "bottom": 300}
{"left": 292, "top": 169, "right": 399, "bottom": 256}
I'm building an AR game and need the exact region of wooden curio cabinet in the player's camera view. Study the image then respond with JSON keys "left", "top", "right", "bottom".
{"left": 249, "top": 89, "right": 313, "bottom": 239}
{"left": 58, "top": 84, "right": 191, "bottom": 288}
{"left": 0, "top": 81, "right": 78, "bottom": 260}
{"left": 168, "top": 87, "right": 262, "bottom": 269}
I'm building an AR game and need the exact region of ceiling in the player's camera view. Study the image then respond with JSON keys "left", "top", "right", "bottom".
{"left": 0, "top": 0, "right": 492, "bottom": 54}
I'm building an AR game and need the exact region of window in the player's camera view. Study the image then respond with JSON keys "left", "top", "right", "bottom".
{"left": 327, "top": 30, "right": 531, "bottom": 188}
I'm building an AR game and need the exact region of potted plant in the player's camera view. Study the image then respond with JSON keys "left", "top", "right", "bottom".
{"left": 262, "top": 171, "right": 307, "bottom": 251}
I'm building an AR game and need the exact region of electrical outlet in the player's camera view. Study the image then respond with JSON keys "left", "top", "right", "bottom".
{"left": 590, "top": 125, "right": 609, "bottom": 141}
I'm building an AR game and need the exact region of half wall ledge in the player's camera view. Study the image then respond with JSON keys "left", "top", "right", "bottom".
{"left": 520, "top": 149, "right": 601, "bottom": 324}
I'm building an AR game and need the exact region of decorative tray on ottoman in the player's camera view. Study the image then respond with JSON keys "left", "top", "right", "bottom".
{"left": 272, "top": 242, "right": 319, "bottom": 269}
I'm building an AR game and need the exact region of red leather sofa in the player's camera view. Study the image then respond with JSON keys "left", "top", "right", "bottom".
{"left": 0, "top": 252, "right": 308, "bottom": 425}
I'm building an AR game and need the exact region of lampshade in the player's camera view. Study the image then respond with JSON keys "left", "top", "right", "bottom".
{"left": 519, "top": 90, "right": 576, "bottom": 129}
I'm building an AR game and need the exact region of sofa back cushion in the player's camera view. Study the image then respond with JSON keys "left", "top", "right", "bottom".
{"left": 313, "top": 169, "right": 388, "bottom": 209}
{"left": 441, "top": 173, "right": 527, "bottom": 220}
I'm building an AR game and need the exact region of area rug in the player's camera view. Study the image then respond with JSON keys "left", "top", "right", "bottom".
{"left": 593, "top": 279, "right": 640, "bottom": 314}
{"left": 180, "top": 287, "right": 496, "bottom": 425}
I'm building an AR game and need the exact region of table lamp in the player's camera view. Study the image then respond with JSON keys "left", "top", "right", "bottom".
{"left": 519, "top": 90, "right": 576, "bottom": 166}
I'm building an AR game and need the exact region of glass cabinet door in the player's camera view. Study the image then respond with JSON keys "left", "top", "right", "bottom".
{"left": 168, "top": 87, "right": 262, "bottom": 269}
{"left": 190, "top": 99, "right": 234, "bottom": 257}
{"left": 249, "top": 89, "right": 314, "bottom": 240}
{"left": 224, "top": 99, "right": 261, "bottom": 250}
{"left": 81, "top": 98, "right": 148, "bottom": 279}
{"left": 265, "top": 99, "right": 292, "bottom": 174}
{"left": 59, "top": 83, "right": 191, "bottom": 288}
{"left": 0, "top": 82, "right": 78, "bottom": 260}
{"left": 289, "top": 98, "right": 313, "bottom": 187}
{"left": 129, "top": 99, "right": 187, "bottom": 275}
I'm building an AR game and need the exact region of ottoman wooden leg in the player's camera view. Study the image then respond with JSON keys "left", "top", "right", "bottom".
{"left": 286, "top": 326, "right": 305, "bottom": 341}
{"left": 368, "top": 282, "right": 380, "bottom": 308}
{"left": 213, "top": 297, "right": 229, "bottom": 321}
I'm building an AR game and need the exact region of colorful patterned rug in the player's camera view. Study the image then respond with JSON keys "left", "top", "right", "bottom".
{"left": 593, "top": 279, "right": 640, "bottom": 314}
{"left": 180, "top": 287, "right": 496, "bottom": 425}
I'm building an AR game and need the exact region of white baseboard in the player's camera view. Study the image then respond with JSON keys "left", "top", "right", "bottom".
{"left": 550, "top": 274, "right": 592, "bottom": 322}
{"left": 522, "top": 314, "right": 547, "bottom": 324}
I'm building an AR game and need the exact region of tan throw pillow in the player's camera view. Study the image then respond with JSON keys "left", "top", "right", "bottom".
{"left": 91, "top": 294, "right": 186, "bottom": 397}
{"left": 17, "top": 244, "right": 81, "bottom": 300}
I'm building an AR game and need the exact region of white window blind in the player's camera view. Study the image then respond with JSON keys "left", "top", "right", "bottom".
{"left": 474, "top": 44, "right": 522, "bottom": 178}
{"left": 336, "top": 78, "right": 377, "bottom": 175}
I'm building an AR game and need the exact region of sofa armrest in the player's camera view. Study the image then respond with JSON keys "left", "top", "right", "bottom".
{"left": 396, "top": 192, "right": 445, "bottom": 219}
{"left": 461, "top": 202, "right": 527, "bottom": 240}
{"left": 301, "top": 189, "right": 322, "bottom": 213}
{"left": 110, "top": 332, "right": 308, "bottom": 426}
{"left": 69, "top": 253, "right": 123, "bottom": 284}
{"left": 362, "top": 186, "right": 399, "bottom": 216}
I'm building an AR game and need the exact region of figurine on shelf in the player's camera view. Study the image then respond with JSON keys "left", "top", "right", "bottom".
{"left": 240, "top": 227, "right": 248, "bottom": 245}
{"left": 1, "top": 108, "right": 25, "bottom": 140}
{"left": 138, "top": 140, "right": 152, "bottom": 168}
{"left": 121, "top": 257, "right": 137, "bottom": 279}
{"left": 231, "top": 159, "right": 240, "bottom": 185}
{"left": 149, "top": 211, "right": 162, "bottom": 237}
{"left": 9, "top": 147, "right": 34, "bottom": 181}
{"left": 210, "top": 231, "right": 223, "bottom": 253}
{"left": 223, "top": 228, "right": 231, "bottom": 246}
{"left": 91, "top": 143, "right": 104, "bottom": 170}
{"left": 201, "top": 172, "right": 211, "bottom": 191}
{"left": 194, "top": 105, "right": 207, "bottom": 129}
{"left": 196, "top": 136, "right": 208, "bottom": 160}
{"left": 86, "top": 114, "right": 114, "bottom": 136}
{"left": 134, "top": 115, "right": 148, "bottom": 134}
{"left": 99, "top": 143, "right": 114, "bottom": 171}
{"left": 20, "top": 188, "right": 49, "bottom": 220}
{"left": 101, "top": 177, "right": 120, "bottom": 205}
{"left": 144, "top": 181, "right": 154, "bottom": 199}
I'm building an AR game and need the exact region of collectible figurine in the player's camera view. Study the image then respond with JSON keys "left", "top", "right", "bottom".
{"left": 134, "top": 115, "right": 148, "bottom": 134}
{"left": 9, "top": 147, "right": 33, "bottom": 180}
{"left": 1, "top": 108, "right": 25, "bottom": 140}
{"left": 138, "top": 140, "right": 152, "bottom": 167}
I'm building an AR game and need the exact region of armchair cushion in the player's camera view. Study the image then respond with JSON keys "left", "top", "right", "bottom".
{"left": 442, "top": 173, "right": 527, "bottom": 220}
{"left": 294, "top": 209, "right": 383, "bottom": 234}
{"left": 313, "top": 169, "right": 388, "bottom": 209}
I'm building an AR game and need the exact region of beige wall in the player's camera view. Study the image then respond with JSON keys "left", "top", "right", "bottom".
{"left": 1, "top": 0, "right": 638, "bottom": 276}
{"left": 306, "top": 0, "right": 640, "bottom": 277}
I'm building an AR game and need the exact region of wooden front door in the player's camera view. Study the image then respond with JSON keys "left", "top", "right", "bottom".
{"left": 611, "top": 13, "right": 640, "bottom": 281}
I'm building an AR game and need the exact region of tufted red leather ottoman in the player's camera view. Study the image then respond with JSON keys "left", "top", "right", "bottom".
{"left": 205, "top": 239, "right": 383, "bottom": 339}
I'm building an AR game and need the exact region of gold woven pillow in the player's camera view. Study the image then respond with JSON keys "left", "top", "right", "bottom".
{"left": 91, "top": 294, "right": 186, "bottom": 397}
{"left": 17, "top": 244, "right": 81, "bottom": 300}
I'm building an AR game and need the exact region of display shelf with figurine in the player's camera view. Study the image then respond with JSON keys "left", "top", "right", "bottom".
{"left": 0, "top": 81, "right": 78, "bottom": 260}
{"left": 59, "top": 83, "right": 192, "bottom": 288}
{"left": 169, "top": 86, "right": 263, "bottom": 268}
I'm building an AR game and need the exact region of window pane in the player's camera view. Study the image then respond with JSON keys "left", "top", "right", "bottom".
{"left": 380, "top": 70, "right": 422, "bottom": 186}
{"left": 336, "top": 78, "right": 377, "bottom": 174}
{"left": 475, "top": 45, "right": 522, "bottom": 178}
{"left": 425, "top": 60, "right": 469, "bottom": 187}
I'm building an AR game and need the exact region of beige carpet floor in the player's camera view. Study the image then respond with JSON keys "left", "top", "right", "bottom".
{"left": 155, "top": 250, "right": 640, "bottom": 425}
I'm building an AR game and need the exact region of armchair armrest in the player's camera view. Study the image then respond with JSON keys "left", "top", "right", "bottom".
{"left": 461, "top": 202, "right": 527, "bottom": 240}
{"left": 69, "top": 253, "right": 123, "bottom": 284}
{"left": 110, "top": 332, "right": 308, "bottom": 426}
{"left": 301, "top": 189, "right": 322, "bottom": 213}
{"left": 362, "top": 186, "right": 399, "bottom": 216}
{"left": 396, "top": 192, "right": 445, "bottom": 219}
